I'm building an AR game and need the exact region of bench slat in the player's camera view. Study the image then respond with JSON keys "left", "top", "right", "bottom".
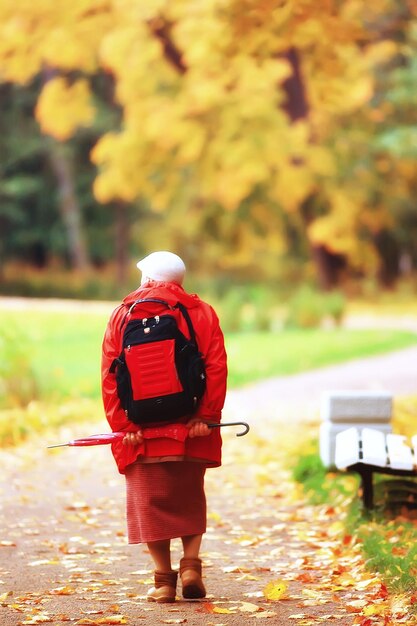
{"left": 361, "top": 428, "right": 387, "bottom": 467}
{"left": 386, "top": 434, "right": 414, "bottom": 470}
{"left": 335, "top": 427, "right": 360, "bottom": 469}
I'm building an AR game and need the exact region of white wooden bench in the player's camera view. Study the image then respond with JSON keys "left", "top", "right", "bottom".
{"left": 319, "top": 391, "right": 392, "bottom": 468}
{"left": 335, "top": 427, "right": 417, "bottom": 509}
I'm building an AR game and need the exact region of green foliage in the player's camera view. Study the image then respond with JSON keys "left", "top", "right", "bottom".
{"left": 0, "top": 265, "right": 132, "bottom": 300}
{"left": 0, "top": 79, "right": 122, "bottom": 272}
{"left": 0, "top": 325, "right": 39, "bottom": 408}
{"left": 210, "top": 284, "right": 282, "bottom": 332}
{"left": 284, "top": 285, "right": 346, "bottom": 329}
{"left": 357, "top": 521, "right": 417, "bottom": 593}
{"left": 292, "top": 449, "right": 357, "bottom": 505}
{"left": 0, "top": 399, "right": 102, "bottom": 447}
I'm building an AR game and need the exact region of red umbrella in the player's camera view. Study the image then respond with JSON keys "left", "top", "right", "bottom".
{"left": 47, "top": 421, "right": 249, "bottom": 448}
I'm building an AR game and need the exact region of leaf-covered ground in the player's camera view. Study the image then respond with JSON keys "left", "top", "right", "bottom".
{"left": 1, "top": 414, "right": 415, "bottom": 626}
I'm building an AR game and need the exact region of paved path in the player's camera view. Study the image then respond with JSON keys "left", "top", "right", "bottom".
{"left": 225, "top": 344, "right": 417, "bottom": 430}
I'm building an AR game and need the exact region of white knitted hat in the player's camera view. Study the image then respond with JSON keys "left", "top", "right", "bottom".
{"left": 136, "top": 251, "right": 186, "bottom": 284}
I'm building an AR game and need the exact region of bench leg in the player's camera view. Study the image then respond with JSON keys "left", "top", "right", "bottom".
{"left": 359, "top": 469, "right": 374, "bottom": 509}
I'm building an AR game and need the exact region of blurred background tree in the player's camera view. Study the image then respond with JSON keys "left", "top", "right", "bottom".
{"left": 0, "top": 0, "right": 416, "bottom": 298}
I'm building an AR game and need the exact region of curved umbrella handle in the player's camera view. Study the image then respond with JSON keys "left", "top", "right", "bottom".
{"left": 208, "top": 421, "right": 250, "bottom": 437}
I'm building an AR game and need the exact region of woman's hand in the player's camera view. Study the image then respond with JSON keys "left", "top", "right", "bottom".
{"left": 122, "top": 431, "right": 144, "bottom": 446}
{"left": 187, "top": 421, "right": 211, "bottom": 438}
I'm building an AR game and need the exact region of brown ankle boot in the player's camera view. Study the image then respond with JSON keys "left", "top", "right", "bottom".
{"left": 180, "top": 557, "right": 206, "bottom": 599}
{"left": 147, "top": 570, "right": 178, "bottom": 603}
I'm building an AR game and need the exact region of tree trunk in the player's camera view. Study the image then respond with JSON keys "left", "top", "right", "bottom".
{"left": 47, "top": 141, "right": 90, "bottom": 270}
{"left": 282, "top": 49, "right": 347, "bottom": 289}
{"left": 374, "top": 230, "right": 400, "bottom": 288}
{"left": 282, "top": 47, "right": 309, "bottom": 122}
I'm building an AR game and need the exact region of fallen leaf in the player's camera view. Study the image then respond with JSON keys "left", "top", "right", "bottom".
{"left": 222, "top": 566, "right": 250, "bottom": 574}
{"left": 237, "top": 574, "right": 259, "bottom": 581}
{"left": 21, "top": 616, "right": 53, "bottom": 624}
{"left": 302, "top": 589, "right": 322, "bottom": 599}
{"left": 0, "top": 591, "right": 13, "bottom": 602}
{"left": 239, "top": 601, "right": 260, "bottom": 613}
{"left": 263, "top": 580, "right": 288, "bottom": 601}
{"left": 96, "top": 616, "right": 128, "bottom": 625}
{"left": 362, "top": 604, "right": 386, "bottom": 616}
{"left": 374, "top": 583, "right": 389, "bottom": 600}
{"left": 50, "top": 586, "right": 76, "bottom": 596}
{"left": 0, "top": 540, "right": 16, "bottom": 547}
{"left": 296, "top": 573, "right": 314, "bottom": 583}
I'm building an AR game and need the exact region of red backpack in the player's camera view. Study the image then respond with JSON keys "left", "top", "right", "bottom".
{"left": 110, "top": 298, "right": 206, "bottom": 426}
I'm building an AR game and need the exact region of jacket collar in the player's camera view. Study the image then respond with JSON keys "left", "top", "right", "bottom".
{"left": 122, "top": 281, "right": 200, "bottom": 309}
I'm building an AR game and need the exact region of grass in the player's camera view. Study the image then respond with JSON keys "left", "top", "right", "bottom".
{"left": 1, "top": 308, "right": 416, "bottom": 401}
{"left": 226, "top": 327, "right": 417, "bottom": 387}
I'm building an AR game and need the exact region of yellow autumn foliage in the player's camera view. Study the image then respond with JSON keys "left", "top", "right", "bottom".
{"left": 0, "top": 0, "right": 408, "bottom": 274}
{"left": 36, "top": 78, "right": 96, "bottom": 141}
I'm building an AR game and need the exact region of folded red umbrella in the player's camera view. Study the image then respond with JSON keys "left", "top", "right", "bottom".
{"left": 47, "top": 421, "right": 249, "bottom": 448}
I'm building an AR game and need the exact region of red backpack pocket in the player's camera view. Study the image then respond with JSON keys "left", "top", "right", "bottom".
{"left": 125, "top": 338, "right": 183, "bottom": 400}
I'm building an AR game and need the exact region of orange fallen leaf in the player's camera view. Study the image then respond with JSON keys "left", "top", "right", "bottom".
{"left": 76, "top": 618, "right": 127, "bottom": 626}
{"left": 50, "top": 586, "right": 76, "bottom": 596}
{"left": 296, "top": 573, "right": 314, "bottom": 583}
{"left": 200, "top": 602, "right": 236, "bottom": 615}
{"left": 374, "top": 583, "right": 389, "bottom": 600}
{"left": 263, "top": 580, "right": 288, "bottom": 601}
{"left": 96, "top": 616, "right": 128, "bottom": 625}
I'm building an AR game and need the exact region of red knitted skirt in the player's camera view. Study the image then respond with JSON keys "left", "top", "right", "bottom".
{"left": 125, "top": 461, "right": 207, "bottom": 544}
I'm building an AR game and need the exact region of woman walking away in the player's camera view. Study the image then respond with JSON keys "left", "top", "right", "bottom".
{"left": 101, "top": 251, "right": 228, "bottom": 603}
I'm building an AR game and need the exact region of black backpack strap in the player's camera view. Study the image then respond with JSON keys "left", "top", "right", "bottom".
{"left": 109, "top": 355, "right": 124, "bottom": 374}
{"left": 175, "top": 302, "right": 198, "bottom": 346}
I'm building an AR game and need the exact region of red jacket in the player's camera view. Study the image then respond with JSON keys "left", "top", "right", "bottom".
{"left": 101, "top": 281, "right": 227, "bottom": 474}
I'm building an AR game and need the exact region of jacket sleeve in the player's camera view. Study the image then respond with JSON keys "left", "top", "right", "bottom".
{"left": 193, "top": 306, "right": 228, "bottom": 424}
{"left": 101, "top": 306, "right": 138, "bottom": 434}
